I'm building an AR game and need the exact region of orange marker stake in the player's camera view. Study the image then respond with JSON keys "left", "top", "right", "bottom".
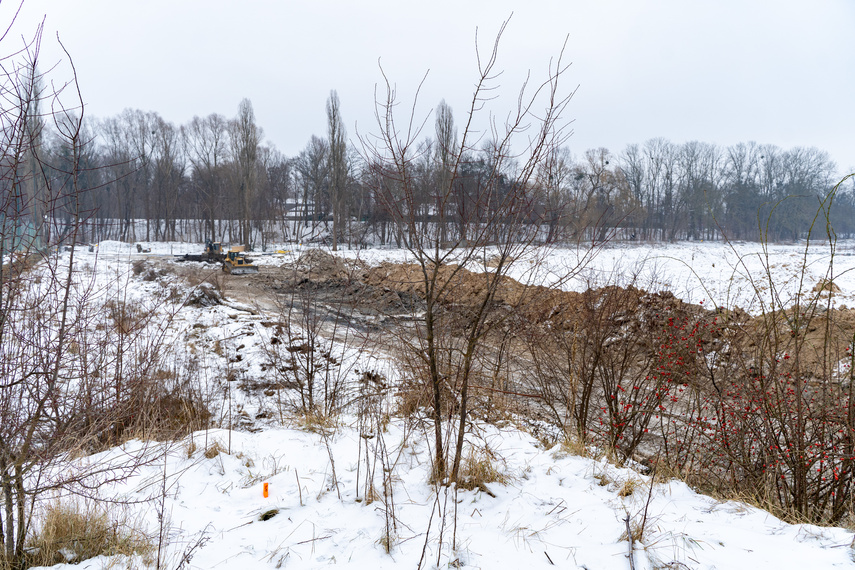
{"left": 263, "top": 482, "right": 269, "bottom": 498}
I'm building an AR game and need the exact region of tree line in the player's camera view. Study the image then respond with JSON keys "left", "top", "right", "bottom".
{"left": 17, "top": 93, "right": 854, "bottom": 250}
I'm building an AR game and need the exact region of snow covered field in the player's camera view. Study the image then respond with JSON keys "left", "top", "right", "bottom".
{"left": 35, "top": 239, "right": 855, "bottom": 569}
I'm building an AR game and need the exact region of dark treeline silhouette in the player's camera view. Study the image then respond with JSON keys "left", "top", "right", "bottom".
{"left": 18, "top": 96, "right": 853, "bottom": 249}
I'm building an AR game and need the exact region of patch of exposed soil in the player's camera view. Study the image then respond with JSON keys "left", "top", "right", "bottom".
{"left": 738, "top": 304, "right": 855, "bottom": 373}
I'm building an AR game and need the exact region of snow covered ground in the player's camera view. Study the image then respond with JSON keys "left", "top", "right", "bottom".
{"left": 35, "top": 239, "right": 855, "bottom": 569}
{"left": 48, "top": 422, "right": 855, "bottom": 569}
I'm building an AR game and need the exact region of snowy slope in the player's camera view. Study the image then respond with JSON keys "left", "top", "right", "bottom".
{"left": 39, "top": 421, "right": 855, "bottom": 570}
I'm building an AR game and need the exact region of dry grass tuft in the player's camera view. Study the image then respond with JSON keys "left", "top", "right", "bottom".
{"left": 24, "top": 500, "right": 152, "bottom": 568}
{"left": 204, "top": 441, "right": 226, "bottom": 459}
{"left": 364, "top": 483, "right": 382, "bottom": 506}
{"left": 594, "top": 473, "right": 611, "bottom": 487}
{"left": 551, "top": 433, "right": 594, "bottom": 460}
{"left": 456, "top": 447, "right": 508, "bottom": 495}
{"left": 618, "top": 477, "right": 640, "bottom": 497}
{"left": 185, "top": 438, "right": 197, "bottom": 458}
{"left": 619, "top": 520, "right": 645, "bottom": 544}
{"left": 296, "top": 411, "right": 338, "bottom": 435}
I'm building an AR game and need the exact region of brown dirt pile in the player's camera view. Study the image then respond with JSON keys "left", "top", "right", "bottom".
{"left": 738, "top": 305, "right": 855, "bottom": 374}
{"left": 293, "top": 249, "right": 360, "bottom": 282}
{"left": 361, "top": 259, "right": 855, "bottom": 381}
{"left": 247, "top": 252, "right": 855, "bottom": 377}
{"left": 359, "top": 261, "right": 715, "bottom": 333}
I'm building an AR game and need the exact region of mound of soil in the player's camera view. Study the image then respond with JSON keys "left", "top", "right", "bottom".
{"left": 319, "top": 254, "right": 855, "bottom": 380}
{"left": 183, "top": 283, "right": 222, "bottom": 308}
{"left": 813, "top": 279, "right": 841, "bottom": 293}
{"left": 293, "top": 249, "right": 359, "bottom": 282}
{"left": 182, "top": 249, "right": 855, "bottom": 383}
{"left": 738, "top": 305, "right": 855, "bottom": 373}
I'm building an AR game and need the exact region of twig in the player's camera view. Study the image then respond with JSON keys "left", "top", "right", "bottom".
{"left": 294, "top": 535, "right": 331, "bottom": 546}
{"left": 624, "top": 515, "right": 636, "bottom": 570}
{"left": 321, "top": 431, "right": 342, "bottom": 500}
{"left": 640, "top": 465, "right": 656, "bottom": 538}
{"left": 174, "top": 527, "right": 211, "bottom": 570}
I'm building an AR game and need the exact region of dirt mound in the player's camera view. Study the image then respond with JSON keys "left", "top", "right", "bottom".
{"left": 211, "top": 249, "right": 855, "bottom": 380}
{"left": 360, "top": 259, "right": 855, "bottom": 380}
{"left": 737, "top": 305, "right": 855, "bottom": 373}
{"left": 363, "top": 261, "right": 548, "bottom": 309}
{"left": 361, "top": 261, "right": 716, "bottom": 333}
{"left": 813, "top": 279, "right": 841, "bottom": 293}
{"left": 183, "top": 283, "right": 222, "bottom": 308}
{"left": 292, "top": 249, "right": 357, "bottom": 282}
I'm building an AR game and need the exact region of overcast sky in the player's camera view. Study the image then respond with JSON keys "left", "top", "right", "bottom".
{"left": 8, "top": 0, "right": 855, "bottom": 174}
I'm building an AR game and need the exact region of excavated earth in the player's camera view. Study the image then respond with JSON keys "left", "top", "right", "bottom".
{"left": 144, "top": 249, "right": 855, "bottom": 474}
{"left": 163, "top": 250, "right": 855, "bottom": 389}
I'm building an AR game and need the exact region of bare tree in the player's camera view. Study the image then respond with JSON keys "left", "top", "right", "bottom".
{"left": 122, "top": 109, "right": 159, "bottom": 241}
{"left": 294, "top": 135, "right": 328, "bottom": 234}
{"left": 230, "top": 98, "right": 261, "bottom": 248}
{"left": 433, "top": 99, "right": 457, "bottom": 245}
{"left": 534, "top": 145, "right": 574, "bottom": 242}
{"left": 257, "top": 144, "right": 291, "bottom": 248}
{"left": 151, "top": 115, "right": 185, "bottom": 240}
{"left": 326, "top": 90, "right": 348, "bottom": 251}
{"left": 0, "top": 15, "right": 194, "bottom": 568}
{"left": 0, "top": 19, "right": 111, "bottom": 566}
{"left": 185, "top": 113, "right": 230, "bottom": 240}
{"left": 362, "top": 19, "right": 588, "bottom": 482}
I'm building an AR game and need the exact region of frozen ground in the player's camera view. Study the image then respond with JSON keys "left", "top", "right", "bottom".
{"left": 35, "top": 239, "right": 855, "bottom": 569}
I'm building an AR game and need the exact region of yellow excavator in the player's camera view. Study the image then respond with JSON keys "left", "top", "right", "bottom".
{"left": 176, "top": 241, "right": 258, "bottom": 275}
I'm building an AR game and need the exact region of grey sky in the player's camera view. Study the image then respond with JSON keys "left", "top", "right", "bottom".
{"left": 9, "top": 0, "right": 855, "bottom": 175}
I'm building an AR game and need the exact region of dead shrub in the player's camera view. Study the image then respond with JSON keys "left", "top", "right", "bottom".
{"left": 296, "top": 411, "right": 339, "bottom": 435}
{"left": 140, "top": 391, "right": 212, "bottom": 437}
{"left": 394, "top": 349, "right": 460, "bottom": 419}
{"left": 104, "top": 299, "right": 150, "bottom": 335}
{"left": 396, "top": 373, "right": 452, "bottom": 419}
{"left": 96, "top": 380, "right": 212, "bottom": 448}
